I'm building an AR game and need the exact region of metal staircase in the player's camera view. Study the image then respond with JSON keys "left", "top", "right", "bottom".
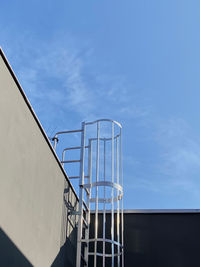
{"left": 51, "top": 119, "right": 124, "bottom": 267}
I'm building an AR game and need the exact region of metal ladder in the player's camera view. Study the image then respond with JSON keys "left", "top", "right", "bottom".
{"left": 51, "top": 119, "right": 124, "bottom": 267}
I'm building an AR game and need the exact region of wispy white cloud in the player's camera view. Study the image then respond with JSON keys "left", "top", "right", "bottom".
{"left": 2, "top": 31, "right": 151, "bottom": 128}
{"left": 22, "top": 43, "right": 94, "bottom": 117}
{"left": 1, "top": 34, "right": 94, "bottom": 120}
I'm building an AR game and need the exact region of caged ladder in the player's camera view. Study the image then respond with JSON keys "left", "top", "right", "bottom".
{"left": 51, "top": 119, "right": 124, "bottom": 267}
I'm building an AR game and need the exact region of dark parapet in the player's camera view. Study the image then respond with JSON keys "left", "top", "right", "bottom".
{"left": 90, "top": 211, "right": 200, "bottom": 267}
{"left": 124, "top": 211, "right": 200, "bottom": 267}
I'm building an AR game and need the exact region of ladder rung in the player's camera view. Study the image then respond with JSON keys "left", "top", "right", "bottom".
{"left": 63, "top": 145, "right": 89, "bottom": 151}
{"left": 64, "top": 146, "right": 81, "bottom": 150}
{"left": 61, "top": 160, "right": 80, "bottom": 163}
{"left": 69, "top": 176, "right": 80, "bottom": 179}
{"left": 69, "top": 175, "right": 89, "bottom": 179}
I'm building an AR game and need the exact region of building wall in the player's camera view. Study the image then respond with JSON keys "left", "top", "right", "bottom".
{"left": 0, "top": 49, "right": 78, "bottom": 267}
{"left": 90, "top": 211, "right": 200, "bottom": 267}
{"left": 123, "top": 211, "right": 200, "bottom": 267}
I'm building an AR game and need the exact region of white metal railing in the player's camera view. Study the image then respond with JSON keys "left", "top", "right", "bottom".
{"left": 50, "top": 119, "right": 124, "bottom": 267}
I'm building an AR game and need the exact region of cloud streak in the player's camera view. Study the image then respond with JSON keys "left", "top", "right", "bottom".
{"left": 2, "top": 31, "right": 150, "bottom": 130}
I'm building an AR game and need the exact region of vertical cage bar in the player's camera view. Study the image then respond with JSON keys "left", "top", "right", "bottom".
{"left": 94, "top": 122, "right": 100, "bottom": 267}
{"left": 85, "top": 139, "right": 92, "bottom": 265}
{"left": 120, "top": 128, "right": 124, "bottom": 267}
{"left": 103, "top": 139, "right": 106, "bottom": 267}
{"left": 111, "top": 122, "right": 114, "bottom": 267}
{"left": 116, "top": 136, "right": 120, "bottom": 266}
{"left": 76, "top": 122, "right": 86, "bottom": 267}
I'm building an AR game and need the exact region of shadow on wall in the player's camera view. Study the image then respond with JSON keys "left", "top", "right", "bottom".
{"left": 52, "top": 185, "right": 78, "bottom": 267}
{"left": 0, "top": 184, "right": 78, "bottom": 267}
{"left": 0, "top": 226, "right": 77, "bottom": 267}
{"left": 0, "top": 227, "right": 33, "bottom": 267}
{"left": 51, "top": 227, "right": 77, "bottom": 267}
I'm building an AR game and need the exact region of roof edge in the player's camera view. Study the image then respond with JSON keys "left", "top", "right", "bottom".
{"left": 124, "top": 209, "right": 200, "bottom": 214}
{"left": 90, "top": 209, "right": 200, "bottom": 214}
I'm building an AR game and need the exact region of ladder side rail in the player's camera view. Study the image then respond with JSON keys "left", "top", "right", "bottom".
{"left": 103, "top": 139, "right": 106, "bottom": 267}
{"left": 76, "top": 122, "right": 86, "bottom": 267}
{"left": 116, "top": 136, "right": 120, "bottom": 267}
{"left": 111, "top": 122, "right": 114, "bottom": 267}
{"left": 94, "top": 121, "right": 100, "bottom": 267}
{"left": 84, "top": 139, "right": 92, "bottom": 266}
{"left": 120, "top": 128, "right": 124, "bottom": 267}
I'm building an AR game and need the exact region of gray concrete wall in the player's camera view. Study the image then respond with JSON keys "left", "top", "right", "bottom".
{"left": 0, "top": 49, "right": 78, "bottom": 267}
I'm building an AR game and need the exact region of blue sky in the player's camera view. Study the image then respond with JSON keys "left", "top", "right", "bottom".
{"left": 1, "top": 0, "right": 200, "bottom": 208}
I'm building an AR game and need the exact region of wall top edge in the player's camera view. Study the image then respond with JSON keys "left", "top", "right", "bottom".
{"left": 91, "top": 209, "right": 200, "bottom": 214}
{"left": 123, "top": 209, "right": 200, "bottom": 214}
